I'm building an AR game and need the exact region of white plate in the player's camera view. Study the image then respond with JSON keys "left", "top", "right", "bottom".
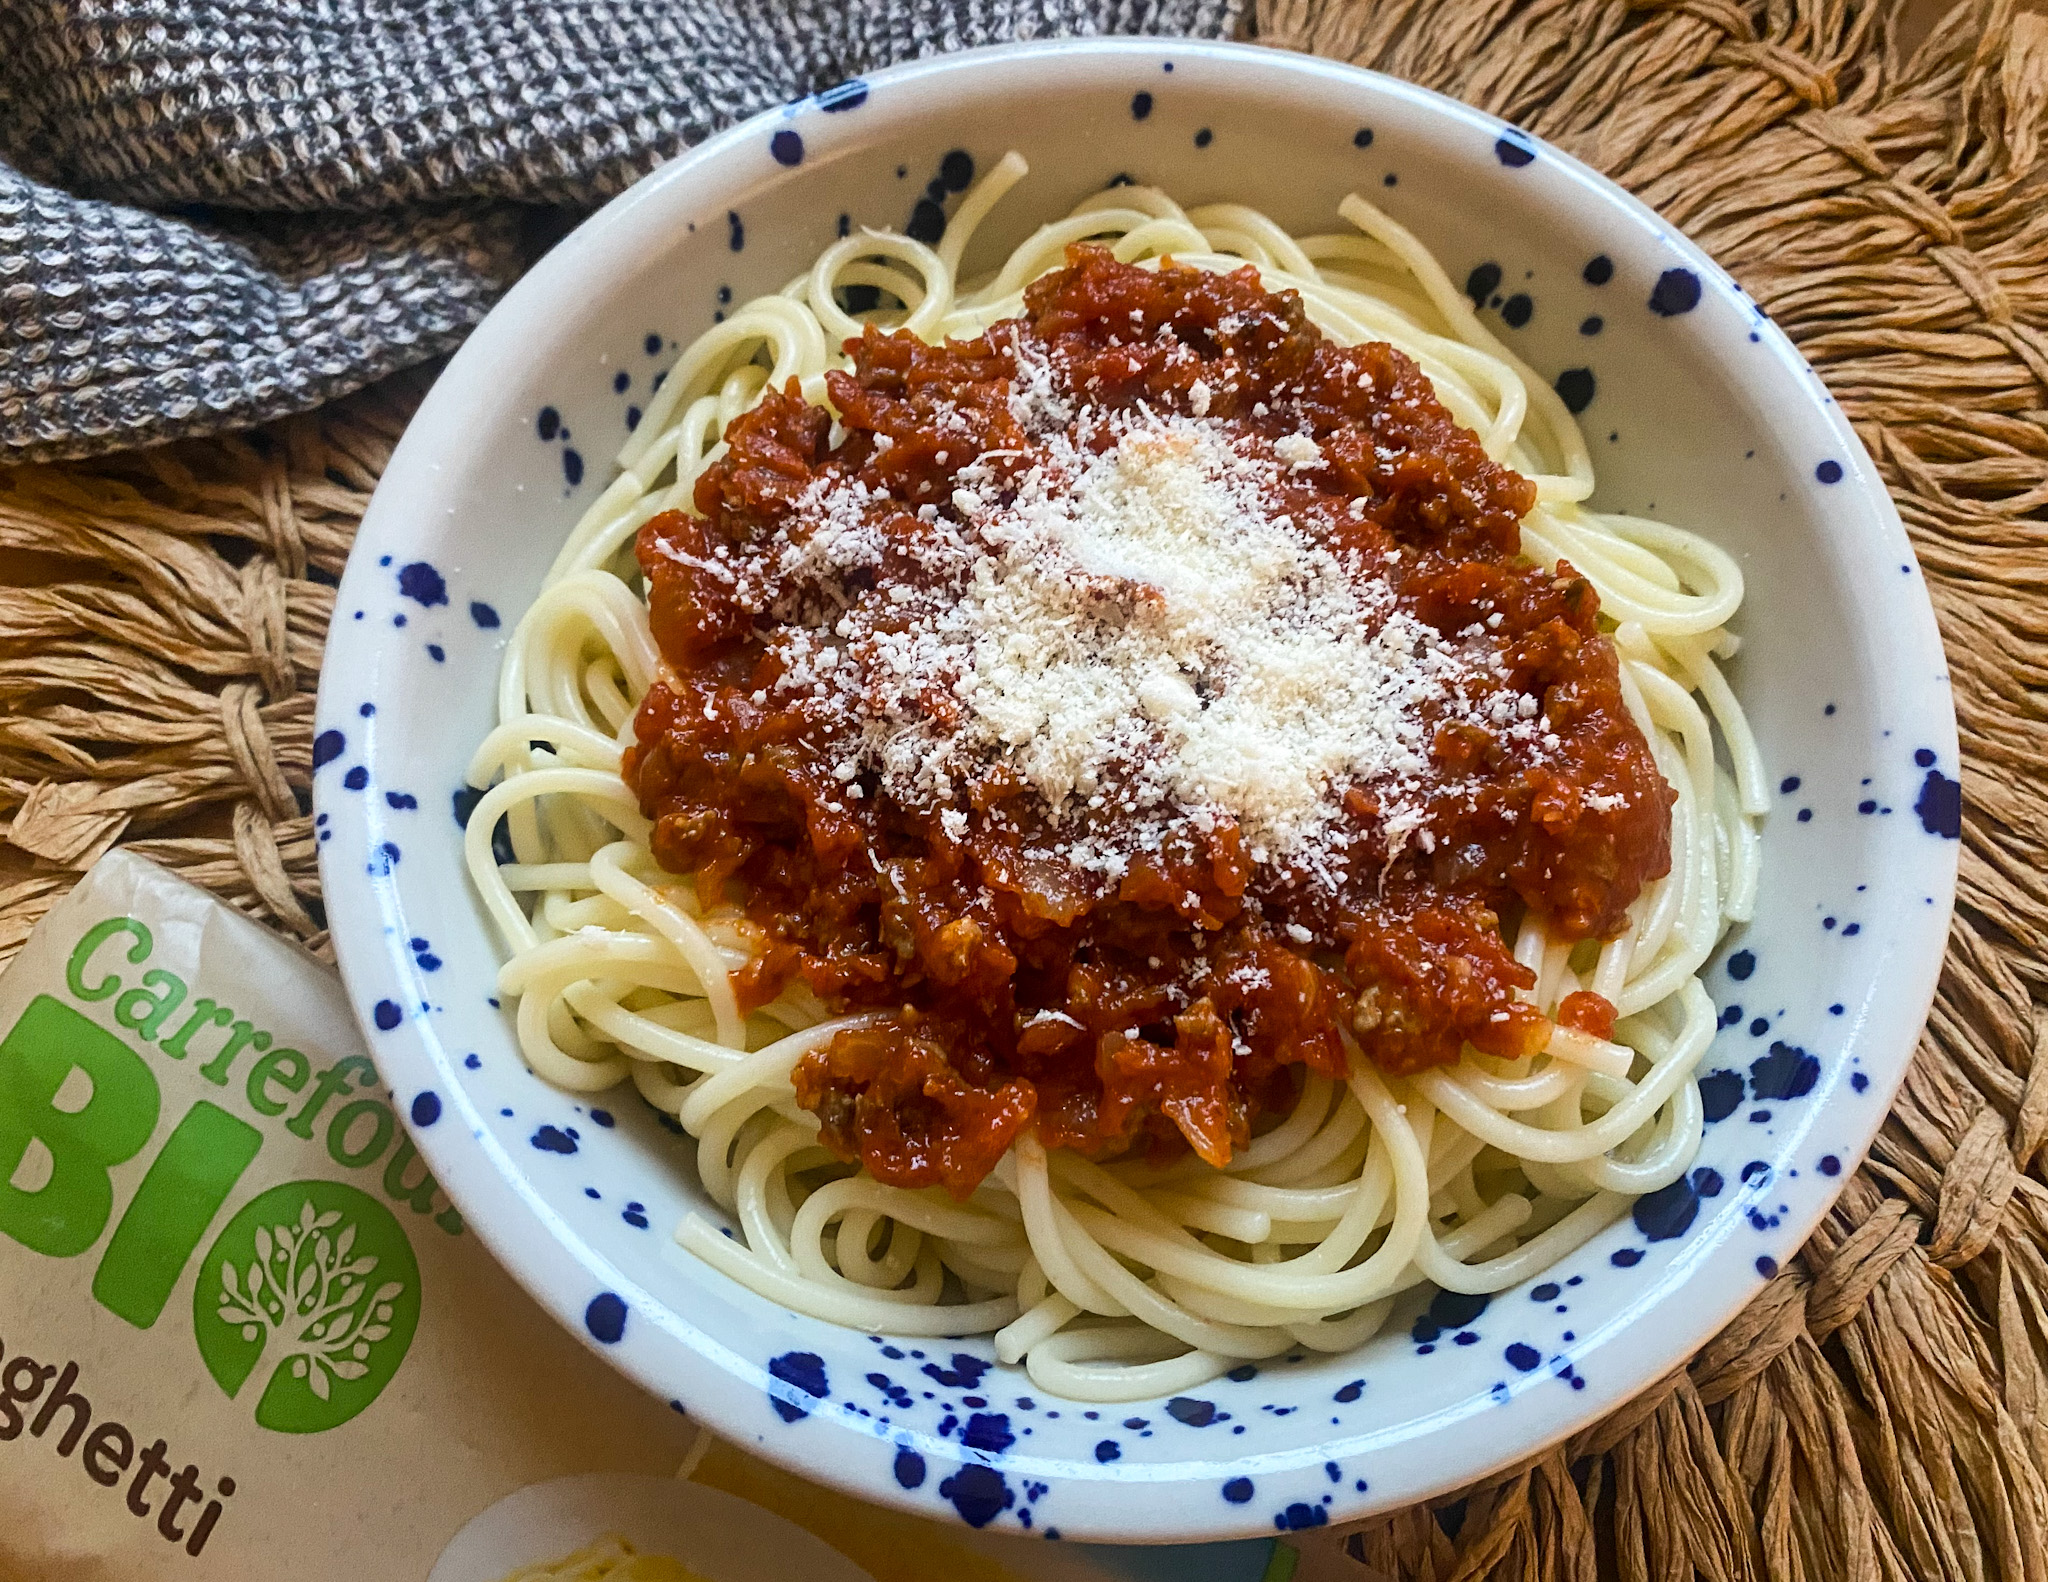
{"left": 316, "top": 38, "right": 1958, "bottom": 1544}
{"left": 427, "top": 1473, "right": 873, "bottom": 1582}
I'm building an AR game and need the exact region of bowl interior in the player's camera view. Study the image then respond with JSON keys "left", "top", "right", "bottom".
{"left": 315, "top": 39, "right": 1958, "bottom": 1543}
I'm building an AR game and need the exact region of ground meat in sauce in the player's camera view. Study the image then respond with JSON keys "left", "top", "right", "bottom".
{"left": 627, "top": 245, "right": 1674, "bottom": 1198}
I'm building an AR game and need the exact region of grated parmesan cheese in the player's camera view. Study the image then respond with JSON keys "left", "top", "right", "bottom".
{"left": 711, "top": 378, "right": 1553, "bottom": 882}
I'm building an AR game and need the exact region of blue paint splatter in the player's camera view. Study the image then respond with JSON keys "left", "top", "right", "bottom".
{"left": 1649, "top": 268, "right": 1702, "bottom": 315}
{"left": 373, "top": 1000, "right": 402, "bottom": 1031}
{"left": 907, "top": 199, "right": 945, "bottom": 245}
{"left": 1751, "top": 1042, "right": 1820, "bottom": 1100}
{"left": 1555, "top": 368, "right": 1595, "bottom": 413}
{"left": 1223, "top": 1477, "right": 1255, "bottom": 1503}
{"left": 365, "top": 839, "right": 400, "bottom": 875}
{"left": 1916, "top": 770, "right": 1961, "bottom": 837}
{"left": 1132, "top": 91, "right": 1154, "bottom": 119}
{"left": 1495, "top": 135, "right": 1535, "bottom": 166}
{"left": 921, "top": 1353, "right": 992, "bottom": 1389}
{"left": 1506, "top": 1342, "right": 1541, "bottom": 1371}
{"left": 893, "top": 1448, "right": 926, "bottom": 1487}
{"left": 1816, "top": 460, "right": 1843, "bottom": 484}
{"left": 963, "top": 1413, "right": 1014, "bottom": 1454}
{"left": 1465, "top": 261, "right": 1503, "bottom": 306}
{"left": 410, "top": 1091, "right": 441, "bottom": 1126}
{"left": 385, "top": 791, "right": 417, "bottom": 810}
{"left": 1633, "top": 1175, "right": 1699, "bottom": 1240}
{"left": 397, "top": 562, "right": 448, "bottom": 607}
{"left": 770, "top": 129, "right": 804, "bottom": 166}
{"left": 1429, "top": 1290, "right": 1489, "bottom": 1327}
{"left": 1333, "top": 1379, "right": 1364, "bottom": 1403}
{"left": 938, "top": 1465, "right": 1012, "bottom": 1527}
{"left": 1165, "top": 1397, "right": 1217, "bottom": 1426}
{"left": 727, "top": 211, "right": 745, "bottom": 251}
{"left": 563, "top": 449, "right": 584, "bottom": 487}
{"left": 1278, "top": 1503, "right": 1329, "bottom": 1531}
{"left": 767, "top": 1352, "right": 829, "bottom": 1422}
{"left": 1727, "top": 949, "right": 1756, "bottom": 980}
{"left": 585, "top": 1292, "right": 627, "bottom": 1342}
{"left": 1094, "top": 1440, "right": 1121, "bottom": 1462}
{"left": 470, "top": 600, "right": 500, "bottom": 628}
{"left": 343, "top": 765, "right": 369, "bottom": 791}
{"left": 312, "top": 729, "right": 345, "bottom": 768}
{"left": 531, "top": 1125, "right": 578, "bottom": 1154}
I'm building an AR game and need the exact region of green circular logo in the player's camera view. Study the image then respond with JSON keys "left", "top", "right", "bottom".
{"left": 193, "top": 1179, "right": 421, "bottom": 1433}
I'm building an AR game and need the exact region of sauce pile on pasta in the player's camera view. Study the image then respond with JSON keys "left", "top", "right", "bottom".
{"left": 626, "top": 247, "right": 1673, "bottom": 1197}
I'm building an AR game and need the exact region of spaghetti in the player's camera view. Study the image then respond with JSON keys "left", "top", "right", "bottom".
{"left": 464, "top": 156, "right": 1764, "bottom": 1402}
{"left": 497, "top": 1534, "right": 708, "bottom": 1582}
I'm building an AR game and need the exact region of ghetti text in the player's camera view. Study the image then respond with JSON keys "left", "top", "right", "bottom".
{"left": 0, "top": 1334, "right": 235, "bottom": 1557}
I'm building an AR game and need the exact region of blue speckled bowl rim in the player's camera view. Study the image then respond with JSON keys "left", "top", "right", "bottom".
{"left": 316, "top": 37, "right": 1959, "bottom": 1543}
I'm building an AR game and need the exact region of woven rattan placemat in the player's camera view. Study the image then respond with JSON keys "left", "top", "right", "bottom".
{"left": 5, "top": 1, "right": 2046, "bottom": 1574}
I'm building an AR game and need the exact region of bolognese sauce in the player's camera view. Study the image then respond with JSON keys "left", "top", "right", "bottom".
{"left": 625, "top": 246, "right": 1673, "bottom": 1197}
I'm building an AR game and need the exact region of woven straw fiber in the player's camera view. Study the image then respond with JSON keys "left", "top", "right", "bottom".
{"left": 2, "top": 1, "right": 2046, "bottom": 1573}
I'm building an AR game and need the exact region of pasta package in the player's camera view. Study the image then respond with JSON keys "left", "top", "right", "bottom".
{"left": 0, "top": 851, "right": 1326, "bottom": 1582}
{"left": 0, "top": 851, "right": 696, "bottom": 1580}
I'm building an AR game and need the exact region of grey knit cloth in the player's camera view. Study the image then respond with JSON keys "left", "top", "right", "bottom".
{"left": 0, "top": 1, "right": 1241, "bottom": 464}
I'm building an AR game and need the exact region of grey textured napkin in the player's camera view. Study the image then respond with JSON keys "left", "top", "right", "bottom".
{"left": 0, "top": 1, "right": 1241, "bottom": 464}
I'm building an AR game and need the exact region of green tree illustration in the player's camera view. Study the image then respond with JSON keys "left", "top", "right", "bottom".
{"left": 194, "top": 1179, "right": 421, "bottom": 1433}
{"left": 215, "top": 1198, "right": 402, "bottom": 1402}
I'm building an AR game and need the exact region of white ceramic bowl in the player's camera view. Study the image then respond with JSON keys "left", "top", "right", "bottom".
{"left": 316, "top": 39, "right": 1958, "bottom": 1544}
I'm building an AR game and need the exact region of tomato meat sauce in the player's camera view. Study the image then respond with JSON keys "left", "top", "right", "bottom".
{"left": 626, "top": 247, "right": 1673, "bottom": 1197}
